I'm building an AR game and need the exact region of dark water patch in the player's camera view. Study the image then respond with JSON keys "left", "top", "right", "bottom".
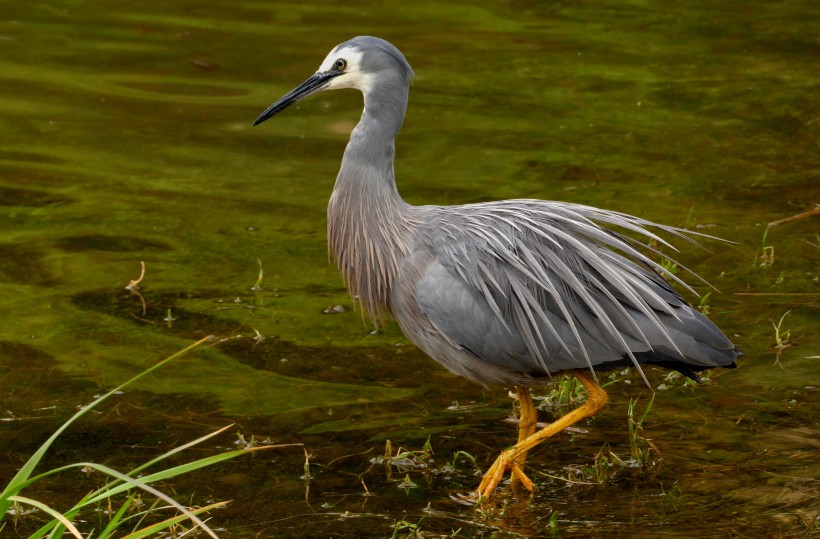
{"left": 301, "top": 282, "right": 347, "bottom": 296}
{"left": 218, "top": 335, "right": 433, "bottom": 388}
{"left": 70, "top": 287, "right": 436, "bottom": 388}
{"left": 0, "top": 340, "right": 101, "bottom": 477}
{"left": 0, "top": 185, "right": 73, "bottom": 207}
{"left": 45, "top": 391, "right": 226, "bottom": 470}
{"left": 0, "top": 244, "right": 58, "bottom": 286}
{"left": 0, "top": 339, "right": 54, "bottom": 367}
{"left": 737, "top": 173, "right": 820, "bottom": 205}
{"left": 55, "top": 233, "right": 174, "bottom": 253}
{"left": 71, "top": 288, "right": 232, "bottom": 340}
{"left": 0, "top": 341, "right": 73, "bottom": 420}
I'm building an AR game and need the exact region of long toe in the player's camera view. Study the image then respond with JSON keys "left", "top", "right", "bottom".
{"left": 477, "top": 453, "right": 506, "bottom": 499}
{"left": 511, "top": 462, "right": 534, "bottom": 493}
{"left": 477, "top": 450, "right": 534, "bottom": 499}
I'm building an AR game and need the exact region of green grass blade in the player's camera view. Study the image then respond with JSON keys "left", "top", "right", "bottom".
{"left": 120, "top": 501, "right": 228, "bottom": 539}
{"left": 124, "top": 423, "right": 234, "bottom": 479}
{"left": 82, "top": 444, "right": 296, "bottom": 506}
{"left": 639, "top": 392, "right": 656, "bottom": 424}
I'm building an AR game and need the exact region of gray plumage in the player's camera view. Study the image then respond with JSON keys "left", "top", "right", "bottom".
{"left": 254, "top": 36, "right": 740, "bottom": 388}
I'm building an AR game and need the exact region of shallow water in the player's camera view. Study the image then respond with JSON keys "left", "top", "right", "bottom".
{"left": 0, "top": 1, "right": 818, "bottom": 537}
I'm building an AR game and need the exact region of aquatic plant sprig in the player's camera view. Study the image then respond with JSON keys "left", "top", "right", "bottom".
{"left": 125, "top": 260, "right": 148, "bottom": 314}
{"left": 627, "top": 393, "right": 659, "bottom": 467}
{"left": 772, "top": 309, "right": 792, "bottom": 365}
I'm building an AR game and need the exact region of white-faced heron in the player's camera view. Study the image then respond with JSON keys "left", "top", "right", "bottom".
{"left": 253, "top": 36, "right": 741, "bottom": 499}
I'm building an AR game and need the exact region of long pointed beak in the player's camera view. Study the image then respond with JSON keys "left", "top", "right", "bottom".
{"left": 253, "top": 71, "right": 342, "bottom": 126}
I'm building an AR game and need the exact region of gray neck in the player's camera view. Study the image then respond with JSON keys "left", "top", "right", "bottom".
{"left": 345, "top": 83, "right": 408, "bottom": 170}
{"left": 327, "top": 83, "right": 413, "bottom": 323}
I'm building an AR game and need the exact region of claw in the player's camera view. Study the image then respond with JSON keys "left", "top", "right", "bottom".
{"left": 476, "top": 449, "right": 534, "bottom": 499}
{"left": 511, "top": 462, "right": 534, "bottom": 491}
{"left": 476, "top": 453, "right": 504, "bottom": 499}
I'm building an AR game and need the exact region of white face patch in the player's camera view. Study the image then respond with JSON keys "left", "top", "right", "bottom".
{"left": 316, "top": 45, "right": 373, "bottom": 93}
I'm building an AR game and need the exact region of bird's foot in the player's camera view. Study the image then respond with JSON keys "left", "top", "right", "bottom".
{"left": 476, "top": 449, "right": 534, "bottom": 500}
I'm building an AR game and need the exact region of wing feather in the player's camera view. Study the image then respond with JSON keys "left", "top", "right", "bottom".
{"left": 411, "top": 199, "right": 736, "bottom": 382}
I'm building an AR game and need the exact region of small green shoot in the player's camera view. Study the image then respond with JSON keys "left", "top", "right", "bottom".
{"left": 302, "top": 447, "right": 313, "bottom": 480}
{"left": 583, "top": 445, "right": 613, "bottom": 483}
{"left": 627, "top": 393, "right": 659, "bottom": 466}
{"left": 660, "top": 257, "right": 679, "bottom": 275}
{"left": 421, "top": 434, "right": 434, "bottom": 460}
{"left": 252, "top": 257, "right": 264, "bottom": 291}
{"left": 547, "top": 509, "right": 559, "bottom": 532}
{"left": 382, "top": 439, "right": 434, "bottom": 471}
{"left": 753, "top": 226, "right": 775, "bottom": 267}
{"left": 235, "top": 431, "right": 257, "bottom": 449}
{"left": 572, "top": 443, "right": 628, "bottom": 484}
{"left": 570, "top": 395, "right": 660, "bottom": 483}
{"left": 698, "top": 291, "right": 712, "bottom": 315}
{"left": 451, "top": 450, "right": 478, "bottom": 470}
{"left": 772, "top": 309, "right": 792, "bottom": 365}
{"left": 659, "top": 482, "right": 686, "bottom": 509}
{"left": 398, "top": 474, "right": 417, "bottom": 493}
{"left": 391, "top": 514, "right": 425, "bottom": 539}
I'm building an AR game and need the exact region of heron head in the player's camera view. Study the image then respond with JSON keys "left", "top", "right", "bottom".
{"left": 253, "top": 36, "right": 413, "bottom": 126}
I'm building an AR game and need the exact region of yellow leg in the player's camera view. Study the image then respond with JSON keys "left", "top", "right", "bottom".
{"left": 477, "top": 370, "right": 609, "bottom": 499}
{"left": 509, "top": 386, "right": 537, "bottom": 492}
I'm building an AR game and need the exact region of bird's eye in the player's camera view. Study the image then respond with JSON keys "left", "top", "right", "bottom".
{"left": 334, "top": 58, "right": 347, "bottom": 71}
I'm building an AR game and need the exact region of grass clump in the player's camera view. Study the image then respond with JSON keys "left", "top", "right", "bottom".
{"left": 0, "top": 336, "right": 296, "bottom": 538}
{"left": 534, "top": 374, "right": 588, "bottom": 412}
{"left": 565, "top": 394, "right": 660, "bottom": 485}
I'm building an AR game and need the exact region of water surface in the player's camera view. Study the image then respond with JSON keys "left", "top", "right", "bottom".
{"left": 0, "top": 1, "right": 817, "bottom": 537}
